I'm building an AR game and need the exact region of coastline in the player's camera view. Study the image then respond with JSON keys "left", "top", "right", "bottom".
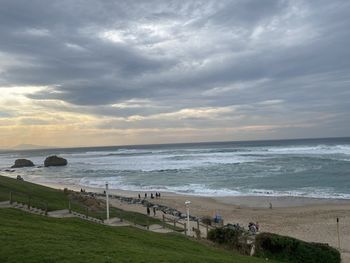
{"left": 2, "top": 173, "right": 350, "bottom": 261}
{"left": 28, "top": 179, "right": 350, "bottom": 262}
{"left": 39, "top": 179, "right": 350, "bottom": 207}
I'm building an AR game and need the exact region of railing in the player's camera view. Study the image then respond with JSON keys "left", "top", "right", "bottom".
{"left": 9, "top": 191, "right": 48, "bottom": 215}
{"left": 68, "top": 199, "right": 105, "bottom": 223}
{"left": 162, "top": 214, "right": 216, "bottom": 236}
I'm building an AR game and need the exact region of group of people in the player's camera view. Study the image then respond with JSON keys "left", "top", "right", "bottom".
{"left": 138, "top": 192, "right": 161, "bottom": 199}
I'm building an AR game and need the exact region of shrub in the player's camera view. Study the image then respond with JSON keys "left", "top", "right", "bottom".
{"left": 255, "top": 232, "right": 341, "bottom": 263}
{"left": 201, "top": 216, "right": 212, "bottom": 226}
{"left": 207, "top": 226, "right": 251, "bottom": 255}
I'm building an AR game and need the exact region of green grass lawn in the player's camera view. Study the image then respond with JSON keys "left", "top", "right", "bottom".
{"left": 0, "top": 175, "right": 181, "bottom": 229}
{"left": 0, "top": 209, "right": 280, "bottom": 263}
{"left": 0, "top": 175, "right": 68, "bottom": 211}
{"left": 110, "top": 207, "right": 182, "bottom": 231}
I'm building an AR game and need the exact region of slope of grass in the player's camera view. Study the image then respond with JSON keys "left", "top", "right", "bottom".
{"left": 0, "top": 175, "right": 180, "bottom": 229}
{"left": 0, "top": 209, "right": 280, "bottom": 263}
{"left": 110, "top": 207, "right": 182, "bottom": 231}
{"left": 0, "top": 175, "right": 68, "bottom": 211}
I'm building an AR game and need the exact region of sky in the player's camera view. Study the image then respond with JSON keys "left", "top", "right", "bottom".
{"left": 0, "top": 0, "right": 350, "bottom": 148}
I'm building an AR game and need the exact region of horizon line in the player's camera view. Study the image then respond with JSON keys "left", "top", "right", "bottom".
{"left": 2, "top": 135, "right": 350, "bottom": 152}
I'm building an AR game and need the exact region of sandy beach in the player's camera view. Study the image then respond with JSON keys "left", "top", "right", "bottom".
{"left": 40, "top": 181, "right": 350, "bottom": 262}
{"left": 122, "top": 192, "right": 350, "bottom": 262}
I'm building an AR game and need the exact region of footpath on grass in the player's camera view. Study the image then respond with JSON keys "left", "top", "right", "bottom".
{"left": 0, "top": 199, "right": 174, "bottom": 233}
{"left": 1, "top": 175, "right": 340, "bottom": 263}
{"left": 0, "top": 175, "right": 179, "bottom": 234}
{"left": 1, "top": 208, "right": 275, "bottom": 263}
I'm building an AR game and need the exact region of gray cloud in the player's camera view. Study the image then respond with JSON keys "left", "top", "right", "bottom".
{"left": 0, "top": 0, "right": 350, "bottom": 139}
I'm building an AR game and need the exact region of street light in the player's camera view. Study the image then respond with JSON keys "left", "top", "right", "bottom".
{"left": 185, "top": 200, "right": 191, "bottom": 236}
{"left": 106, "top": 182, "right": 110, "bottom": 221}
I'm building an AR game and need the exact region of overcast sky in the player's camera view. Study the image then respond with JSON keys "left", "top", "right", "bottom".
{"left": 0, "top": 0, "right": 349, "bottom": 148}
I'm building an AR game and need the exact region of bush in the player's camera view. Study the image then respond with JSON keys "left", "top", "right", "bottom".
{"left": 255, "top": 232, "right": 341, "bottom": 263}
{"left": 201, "top": 216, "right": 212, "bottom": 226}
{"left": 207, "top": 226, "right": 251, "bottom": 254}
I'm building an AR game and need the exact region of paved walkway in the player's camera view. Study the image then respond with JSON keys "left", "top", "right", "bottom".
{"left": 0, "top": 200, "right": 177, "bottom": 234}
{"left": 105, "top": 217, "right": 130, "bottom": 227}
{"left": 1, "top": 201, "right": 46, "bottom": 215}
{"left": 48, "top": 209, "right": 76, "bottom": 218}
{"left": 148, "top": 224, "right": 174, "bottom": 233}
{"left": 0, "top": 201, "right": 10, "bottom": 208}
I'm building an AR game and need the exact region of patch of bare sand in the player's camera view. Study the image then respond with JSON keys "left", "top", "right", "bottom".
{"left": 146, "top": 194, "right": 350, "bottom": 262}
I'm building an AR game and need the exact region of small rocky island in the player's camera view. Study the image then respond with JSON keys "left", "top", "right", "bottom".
{"left": 44, "top": 155, "right": 68, "bottom": 167}
{"left": 11, "top": 159, "right": 35, "bottom": 168}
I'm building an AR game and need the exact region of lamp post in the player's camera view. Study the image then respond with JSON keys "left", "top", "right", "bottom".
{"left": 185, "top": 200, "right": 191, "bottom": 236}
{"left": 106, "top": 182, "right": 110, "bottom": 221}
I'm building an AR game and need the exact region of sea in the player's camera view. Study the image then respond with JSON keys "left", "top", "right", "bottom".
{"left": 1, "top": 137, "right": 350, "bottom": 199}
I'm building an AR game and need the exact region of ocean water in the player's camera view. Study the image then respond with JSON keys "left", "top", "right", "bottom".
{"left": 1, "top": 137, "right": 350, "bottom": 199}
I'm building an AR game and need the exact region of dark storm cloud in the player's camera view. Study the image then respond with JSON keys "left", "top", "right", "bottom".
{"left": 0, "top": 0, "right": 350, "bottom": 138}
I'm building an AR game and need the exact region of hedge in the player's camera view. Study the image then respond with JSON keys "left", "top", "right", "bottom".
{"left": 255, "top": 232, "right": 340, "bottom": 263}
{"left": 207, "top": 226, "right": 251, "bottom": 255}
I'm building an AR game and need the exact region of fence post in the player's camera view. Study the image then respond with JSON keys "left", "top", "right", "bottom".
{"left": 197, "top": 220, "right": 200, "bottom": 231}
{"left": 68, "top": 200, "right": 71, "bottom": 213}
{"left": 9, "top": 192, "right": 12, "bottom": 204}
{"left": 337, "top": 217, "right": 341, "bottom": 250}
{"left": 162, "top": 214, "right": 165, "bottom": 223}
{"left": 184, "top": 223, "right": 187, "bottom": 235}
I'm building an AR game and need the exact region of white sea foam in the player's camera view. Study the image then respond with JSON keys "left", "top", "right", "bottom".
{"left": 265, "top": 144, "right": 350, "bottom": 155}
{"left": 77, "top": 177, "right": 350, "bottom": 199}
{"left": 68, "top": 144, "right": 350, "bottom": 172}
{"left": 245, "top": 188, "right": 350, "bottom": 199}
{"left": 2, "top": 140, "right": 350, "bottom": 200}
{"left": 78, "top": 180, "right": 243, "bottom": 197}
{"left": 64, "top": 151, "right": 260, "bottom": 172}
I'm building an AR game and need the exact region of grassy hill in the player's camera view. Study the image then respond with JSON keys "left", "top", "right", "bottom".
{"left": 0, "top": 175, "right": 281, "bottom": 262}
{"left": 0, "top": 209, "right": 279, "bottom": 263}
{"left": 0, "top": 175, "right": 68, "bottom": 211}
{"left": 0, "top": 175, "right": 180, "bottom": 228}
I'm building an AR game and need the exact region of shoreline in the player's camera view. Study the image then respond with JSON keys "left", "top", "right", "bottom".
{"left": 37, "top": 179, "right": 350, "bottom": 208}
{"left": 43, "top": 179, "right": 350, "bottom": 262}
{"left": 3, "top": 175, "right": 350, "bottom": 261}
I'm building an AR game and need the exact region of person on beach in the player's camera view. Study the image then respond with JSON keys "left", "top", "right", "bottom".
{"left": 145, "top": 193, "right": 147, "bottom": 198}
{"left": 147, "top": 206, "right": 150, "bottom": 216}
{"left": 153, "top": 206, "right": 156, "bottom": 216}
{"left": 151, "top": 193, "right": 154, "bottom": 199}
{"left": 248, "top": 222, "right": 257, "bottom": 234}
{"left": 138, "top": 194, "right": 141, "bottom": 199}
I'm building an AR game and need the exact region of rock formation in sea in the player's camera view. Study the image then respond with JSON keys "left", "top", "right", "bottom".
{"left": 44, "top": 155, "right": 68, "bottom": 167}
{"left": 11, "top": 159, "right": 35, "bottom": 168}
